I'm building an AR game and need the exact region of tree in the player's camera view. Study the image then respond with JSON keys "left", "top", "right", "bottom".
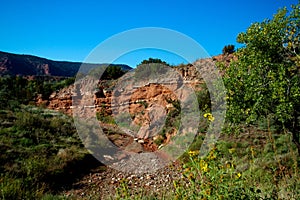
{"left": 102, "top": 65, "right": 125, "bottom": 79}
{"left": 139, "top": 58, "right": 169, "bottom": 66}
{"left": 224, "top": 3, "right": 300, "bottom": 154}
{"left": 222, "top": 44, "right": 235, "bottom": 55}
{"left": 88, "top": 65, "right": 125, "bottom": 80}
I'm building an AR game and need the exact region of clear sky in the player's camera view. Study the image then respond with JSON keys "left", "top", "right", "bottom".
{"left": 1, "top": 0, "right": 298, "bottom": 67}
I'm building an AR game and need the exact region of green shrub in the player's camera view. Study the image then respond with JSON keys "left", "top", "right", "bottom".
{"left": 224, "top": 3, "right": 300, "bottom": 154}
{"left": 222, "top": 44, "right": 235, "bottom": 54}
{"left": 0, "top": 106, "right": 87, "bottom": 199}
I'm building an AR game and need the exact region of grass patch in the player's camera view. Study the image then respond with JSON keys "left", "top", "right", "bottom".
{"left": 0, "top": 106, "right": 98, "bottom": 199}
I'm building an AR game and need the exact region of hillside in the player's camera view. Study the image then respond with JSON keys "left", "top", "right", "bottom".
{"left": 0, "top": 51, "right": 131, "bottom": 77}
{"left": 1, "top": 53, "right": 299, "bottom": 199}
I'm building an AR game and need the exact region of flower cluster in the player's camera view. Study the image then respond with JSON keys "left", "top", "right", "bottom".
{"left": 203, "top": 113, "right": 215, "bottom": 122}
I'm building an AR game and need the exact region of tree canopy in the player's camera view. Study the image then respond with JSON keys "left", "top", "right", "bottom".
{"left": 224, "top": 3, "right": 300, "bottom": 153}
{"left": 222, "top": 44, "right": 235, "bottom": 55}
{"left": 139, "top": 58, "right": 170, "bottom": 66}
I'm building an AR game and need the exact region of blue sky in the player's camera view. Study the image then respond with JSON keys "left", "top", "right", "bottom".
{"left": 1, "top": 0, "right": 298, "bottom": 67}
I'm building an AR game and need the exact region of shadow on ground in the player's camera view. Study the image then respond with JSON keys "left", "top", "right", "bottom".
{"left": 44, "top": 153, "right": 106, "bottom": 193}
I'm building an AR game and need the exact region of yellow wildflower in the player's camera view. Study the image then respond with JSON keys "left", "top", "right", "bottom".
{"left": 236, "top": 172, "right": 242, "bottom": 179}
{"left": 188, "top": 150, "right": 199, "bottom": 156}
{"left": 200, "top": 159, "right": 209, "bottom": 172}
{"left": 208, "top": 150, "right": 217, "bottom": 160}
{"left": 203, "top": 113, "right": 215, "bottom": 122}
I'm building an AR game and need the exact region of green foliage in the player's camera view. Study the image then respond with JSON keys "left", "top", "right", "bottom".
{"left": 137, "top": 100, "right": 148, "bottom": 109}
{"left": 109, "top": 129, "right": 300, "bottom": 199}
{"left": 102, "top": 65, "right": 126, "bottom": 80}
{"left": 154, "top": 99, "right": 181, "bottom": 145}
{"left": 224, "top": 3, "right": 300, "bottom": 153}
{"left": 0, "top": 106, "right": 87, "bottom": 199}
{"left": 177, "top": 133, "right": 300, "bottom": 199}
{"left": 139, "top": 58, "right": 169, "bottom": 66}
{"left": 0, "top": 76, "right": 75, "bottom": 109}
{"left": 43, "top": 77, "right": 75, "bottom": 98}
{"left": 178, "top": 148, "right": 260, "bottom": 199}
{"left": 195, "top": 83, "right": 211, "bottom": 112}
{"left": 96, "top": 109, "right": 116, "bottom": 124}
{"left": 89, "top": 65, "right": 126, "bottom": 80}
{"left": 222, "top": 44, "right": 235, "bottom": 54}
{"left": 134, "top": 62, "right": 169, "bottom": 81}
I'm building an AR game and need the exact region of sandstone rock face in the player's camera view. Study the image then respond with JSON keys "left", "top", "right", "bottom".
{"left": 39, "top": 62, "right": 205, "bottom": 116}
{"left": 39, "top": 85, "right": 74, "bottom": 115}
{"left": 37, "top": 60, "right": 218, "bottom": 154}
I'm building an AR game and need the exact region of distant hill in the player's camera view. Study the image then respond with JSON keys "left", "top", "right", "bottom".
{"left": 0, "top": 51, "right": 132, "bottom": 77}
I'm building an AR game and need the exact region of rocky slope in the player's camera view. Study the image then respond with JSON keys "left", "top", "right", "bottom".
{"left": 37, "top": 55, "right": 234, "bottom": 198}
{"left": 37, "top": 61, "right": 206, "bottom": 117}
{"left": 36, "top": 59, "right": 220, "bottom": 157}
{"left": 36, "top": 56, "right": 236, "bottom": 163}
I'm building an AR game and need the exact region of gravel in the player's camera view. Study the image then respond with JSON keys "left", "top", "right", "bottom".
{"left": 63, "top": 160, "right": 184, "bottom": 199}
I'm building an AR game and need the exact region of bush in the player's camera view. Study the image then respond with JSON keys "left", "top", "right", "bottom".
{"left": 139, "top": 58, "right": 169, "bottom": 66}
{"left": 224, "top": 3, "right": 300, "bottom": 154}
{"left": 0, "top": 106, "right": 87, "bottom": 198}
{"left": 222, "top": 44, "right": 235, "bottom": 54}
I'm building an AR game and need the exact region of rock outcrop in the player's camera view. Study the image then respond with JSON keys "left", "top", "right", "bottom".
{"left": 38, "top": 61, "right": 206, "bottom": 116}
{"left": 37, "top": 58, "right": 222, "bottom": 153}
